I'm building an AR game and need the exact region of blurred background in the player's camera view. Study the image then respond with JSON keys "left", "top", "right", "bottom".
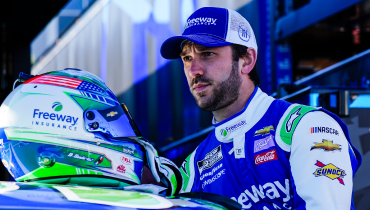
{"left": 1, "top": 0, "right": 370, "bottom": 208}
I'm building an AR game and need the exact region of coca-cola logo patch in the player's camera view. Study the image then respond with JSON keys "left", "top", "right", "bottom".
{"left": 254, "top": 149, "right": 278, "bottom": 165}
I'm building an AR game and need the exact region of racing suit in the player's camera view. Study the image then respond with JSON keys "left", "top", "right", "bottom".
{"left": 179, "top": 87, "right": 362, "bottom": 210}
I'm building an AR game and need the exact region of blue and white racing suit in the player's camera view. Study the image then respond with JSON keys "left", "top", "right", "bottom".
{"left": 179, "top": 87, "right": 362, "bottom": 210}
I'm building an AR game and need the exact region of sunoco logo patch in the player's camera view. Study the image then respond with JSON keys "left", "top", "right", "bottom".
{"left": 313, "top": 160, "right": 346, "bottom": 185}
{"left": 197, "top": 145, "right": 223, "bottom": 174}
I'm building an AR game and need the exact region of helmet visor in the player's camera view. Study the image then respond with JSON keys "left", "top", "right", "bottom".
{"left": 84, "top": 104, "right": 141, "bottom": 138}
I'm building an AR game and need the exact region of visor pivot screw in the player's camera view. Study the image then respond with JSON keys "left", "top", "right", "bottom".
{"left": 92, "top": 122, "right": 99, "bottom": 129}
{"left": 38, "top": 152, "right": 56, "bottom": 168}
{"left": 86, "top": 111, "right": 95, "bottom": 120}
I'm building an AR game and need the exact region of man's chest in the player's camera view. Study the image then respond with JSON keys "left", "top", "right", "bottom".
{"left": 192, "top": 124, "right": 293, "bottom": 209}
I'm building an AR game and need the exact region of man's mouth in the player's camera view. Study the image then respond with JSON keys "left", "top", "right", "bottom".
{"left": 193, "top": 83, "right": 209, "bottom": 92}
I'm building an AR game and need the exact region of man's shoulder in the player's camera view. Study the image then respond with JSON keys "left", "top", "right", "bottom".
{"left": 274, "top": 104, "right": 319, "bottom": 151}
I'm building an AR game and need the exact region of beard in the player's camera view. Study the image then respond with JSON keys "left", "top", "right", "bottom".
{"left": 191, "top": 61, "right": 242, "bottom": 112}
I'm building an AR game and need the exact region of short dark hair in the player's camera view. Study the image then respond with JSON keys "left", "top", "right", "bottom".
{"left": 180, "top": 41, "right": 260, "bottom": 86}
{"left": 230, "top": 44, "right": 260, "bottom": 86}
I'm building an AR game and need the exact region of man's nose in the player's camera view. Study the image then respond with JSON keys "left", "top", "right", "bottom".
{"left": 188, "top": 57, "right": 204, "bottom": 78}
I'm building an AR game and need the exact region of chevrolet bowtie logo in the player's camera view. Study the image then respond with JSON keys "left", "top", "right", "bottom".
{"left": 107, "top": 111, "right": 118, "bottom": 117}
{"left": 311, "top": 140, "right": 341, "bottom": 152}
{"left": 254, "top": 126, "right": 275, "bottom": 136}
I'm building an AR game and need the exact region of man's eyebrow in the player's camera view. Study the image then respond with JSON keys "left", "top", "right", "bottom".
{"left": 180, "top": 45, "right": 214, "bottom": 57}
{"left": 180, "top": 48, "right": 189, "bottom": 57}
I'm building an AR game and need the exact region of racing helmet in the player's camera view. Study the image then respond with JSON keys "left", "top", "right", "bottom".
{"left": 0, "top": 68, "right": 145, "bottom": 187}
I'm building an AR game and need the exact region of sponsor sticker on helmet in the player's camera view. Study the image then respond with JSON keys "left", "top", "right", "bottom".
{"left": 117, "top": 165, "right": 126, "bottom": 173}
{"left": 121, "top": 156, "right": 132, "bottom": 165}
{"left": 107, "top": 111, "right": 118, "bottom": 117}
{"left": 254, "top": 149, "right": 278, "bottom": 165}
{"left": 311, "top": 140, "right": 341, "bottom": 152}
{"left": 52, "top": 102, "right": 63, "bottom": 112}
{"left": 313, "top": 160, "right": 346, "bottom": 185}
{"left": 32, "top": 102, "right": 79, "bottom": 131}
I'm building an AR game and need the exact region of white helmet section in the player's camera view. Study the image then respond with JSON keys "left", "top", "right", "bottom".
{"left": 1, "top": 84, "right": 92, "bottom": 140}
{"left": 0, "top": 73, "right": 143, "bottom": 185}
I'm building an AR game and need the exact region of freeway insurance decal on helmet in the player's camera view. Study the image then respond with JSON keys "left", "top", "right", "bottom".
{"left": 32, "top": 102, "right": 79, "bottom": 131}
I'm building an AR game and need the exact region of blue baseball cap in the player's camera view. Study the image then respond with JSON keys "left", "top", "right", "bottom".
{"left": 160, "top": 7, "right": 258, "bottom": 59}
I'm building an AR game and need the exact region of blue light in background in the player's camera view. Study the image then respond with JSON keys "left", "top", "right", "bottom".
{"left": 350, "top": 95, "right": 370, "bottom": 108}
{"left": 330, "top": 94, "right": 337, "bottom": 108}
{"left": 309, "top": 93, "right": 319, "bottom": 107}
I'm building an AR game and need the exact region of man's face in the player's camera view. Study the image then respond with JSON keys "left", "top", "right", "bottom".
{"left": 180, "top": 43, "right": 242, "bottom": 112}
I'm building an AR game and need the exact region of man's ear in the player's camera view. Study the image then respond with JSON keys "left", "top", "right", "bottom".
{"left": 240, "top": 48, "right": 257, "bottom": 75}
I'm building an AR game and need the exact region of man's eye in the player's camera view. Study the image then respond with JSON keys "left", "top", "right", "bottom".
{"left": 182, "top": 56, "right": 192, "bottom": 61}
{"left": 204, "top": 52, "right": 214, "bottom": 57}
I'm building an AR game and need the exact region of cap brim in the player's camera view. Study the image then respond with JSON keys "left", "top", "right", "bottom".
{"left": 160, "top": 34, "right": 232, "bottom": 59}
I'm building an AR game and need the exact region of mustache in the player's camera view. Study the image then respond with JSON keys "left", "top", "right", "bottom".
{"left": 191, "top": 76, "right": 212, "bottom": 87}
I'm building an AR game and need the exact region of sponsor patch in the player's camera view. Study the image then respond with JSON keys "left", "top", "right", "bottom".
{"left": 238, "top": 25, "right": 251, "bottom": 42}
{"left": 254, "top": 125, "right": 275, "bottom": 136}
{"left": 197, "top": 145, "right": 223, "bottom": 174}
{"left": 254, "top": 149, "right": 278, "bottom": 165}
{"left": 286, "top": 107, "right": 302, "bottom": 133}
{"left": 220, "top": 120, "right": 246, "bottom": 137}
{"left": 185, "top": 17, "right": 217, "bottom": 29}
{"left": 231, "top": 179, "right": 291, "bottom": 209}
{"left": 180, "top": 160, "right": 189, "bottom": 176}
{"left": 200, "top": 163, "right": 223, "bottom": 181}
{"left": 202, "top": 169, "right": 225, "bottom": 189}
{"left": 311, "top": 140, "right": 341, "bottom": 152}
{"left": 313, "top": 160, "right": 346, "bottom": 185}
{"left": 121, "top": 156, "right": 132, "bottom": 165}
{"left": 309, "top": 127, "right": 339, "bottom": 135}
{"left": 117, "top": 165, "right": 126, "bottom": 173}
{"left": 254, "top": 135, "right": 275, "bottom": 153}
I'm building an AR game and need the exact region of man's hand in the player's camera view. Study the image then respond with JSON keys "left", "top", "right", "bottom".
{"left": 137, "top": 139, "right": 182, "bottom": 195}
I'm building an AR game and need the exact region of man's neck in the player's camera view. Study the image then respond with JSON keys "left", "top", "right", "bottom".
{"left": 212, "top": 84, "right": 255, "bottom": 123}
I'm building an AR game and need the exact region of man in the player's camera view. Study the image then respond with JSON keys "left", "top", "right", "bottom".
{"left": 160, "top": 7, "right": 362, "bottom": 210}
